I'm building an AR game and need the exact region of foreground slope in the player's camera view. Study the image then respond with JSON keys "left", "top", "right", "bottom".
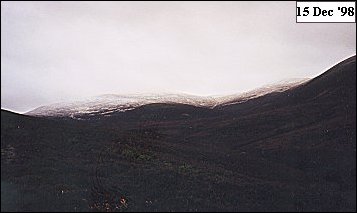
{"left": 1, "top": 56, "right": 355, "bottom": 212}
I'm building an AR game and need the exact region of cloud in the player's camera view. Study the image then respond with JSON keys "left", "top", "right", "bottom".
{"left": 1, "top": 1, "right": 356, "bottom": 112}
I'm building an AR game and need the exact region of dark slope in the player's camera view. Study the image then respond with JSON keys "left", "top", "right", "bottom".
{"left": 81, "top": 103, "right": 220, "bottom": 121}
{"left": 219, "top": 55, "right": 356, "bottom": 114}
{"left": 195, "top": 56, "right": 356, "bottom": 211}
{"left": 200, "top": 55, "right": 356, "bottom": 150}
{"left": 1, "top": 56, "right": 356, "bottom": 212}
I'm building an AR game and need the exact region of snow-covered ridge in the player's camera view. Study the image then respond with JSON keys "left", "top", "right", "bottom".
{"left": 26, "top": 78, "right": 309, "bottom": 119}
{"left": 215, "top": 78, "right": 309, "bottom": 107}
{"left": 25, "top": 93, "right": 217, "bottom": 119}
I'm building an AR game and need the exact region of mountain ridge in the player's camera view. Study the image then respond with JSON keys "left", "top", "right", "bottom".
{"left": 25, "top": 78, "right": 309, "bottom": 119}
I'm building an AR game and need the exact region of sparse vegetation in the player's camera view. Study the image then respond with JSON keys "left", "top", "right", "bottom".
{"left": 121, "top": 146, "right": 154, "bottom": 162}
{"left": 178, "top": 163, "right": 198, "bottom": 175}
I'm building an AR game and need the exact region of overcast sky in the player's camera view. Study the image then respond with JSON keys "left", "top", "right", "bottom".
{"left": 1, "top": 1, "right": 356, "bottom": 113}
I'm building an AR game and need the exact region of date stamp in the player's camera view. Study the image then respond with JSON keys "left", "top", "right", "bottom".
{"left": 296, "top": 1, "right": 356, "bottom": 23}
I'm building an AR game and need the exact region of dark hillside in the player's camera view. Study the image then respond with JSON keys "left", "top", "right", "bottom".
{"left": 1, "top": 56, "right": 356, "bottom": 211}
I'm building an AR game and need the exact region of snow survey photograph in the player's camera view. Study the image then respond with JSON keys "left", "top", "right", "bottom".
{"left": 1, "top": 1, "right": 356, "bottom": 212}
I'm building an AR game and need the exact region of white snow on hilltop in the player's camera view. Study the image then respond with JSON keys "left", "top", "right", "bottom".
{"left": 25, "top": 78, "right": 309, "bottom": 119}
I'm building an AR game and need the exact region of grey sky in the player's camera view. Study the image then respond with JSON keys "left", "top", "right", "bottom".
{"left": 1, "top": 1, "right": 356, "bottom": 113}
